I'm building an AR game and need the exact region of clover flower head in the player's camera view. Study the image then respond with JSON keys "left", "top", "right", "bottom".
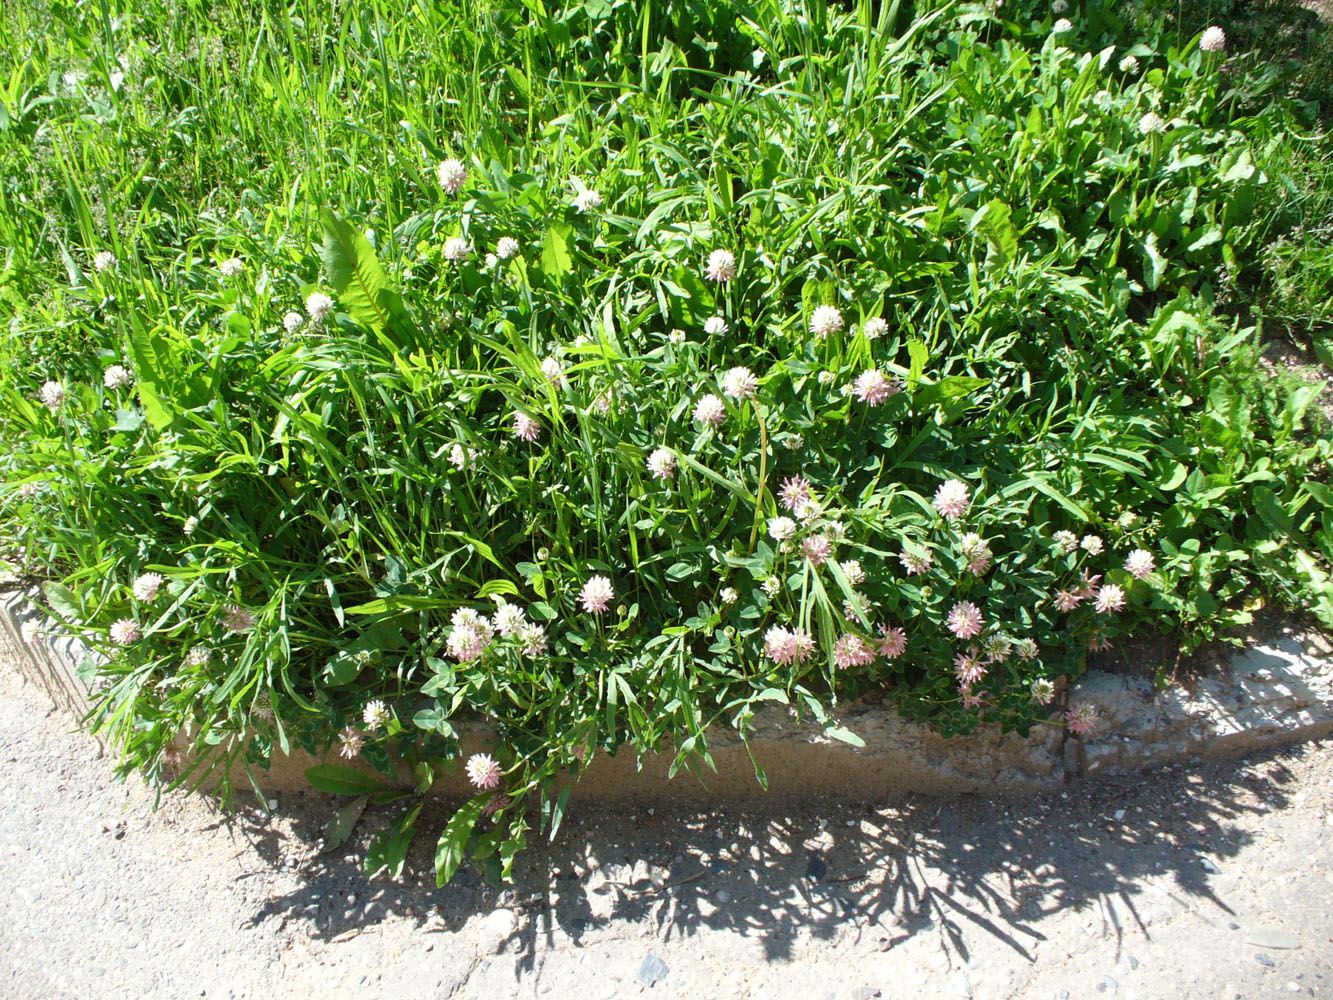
{"left": 946, "top": 601, "right": 984, "bottom": 640}
{"left": 779, "top": 475, "right": 812, "bottom": 513}
{"left": 722, "top": 366, "right": 757, "bottom": 400}
{"left": 1094, "top": 583, "right": 1127, "bottom": 614}
{"left": 767, "top": 516, "right": 797, "bottom": 541}
{"left": 223, "top": 606, "right": 255, "bottom": 633}
{"left": 495, "top": 236, "right": 521, "bottom": 260}
{"left": 833, "top": 634, "right": 876, "bottom": 668}
{"left": 1119, "top": 54, "right": 1139, "bottom": 74}
{"left": 443, "top": 237, "right": 470, "bottom": 262}
{"left": 954, "top": 648, "right": 987, "bottom": 685}
{"left": 362, "top": 699, "right": 391, "bottom": 729}
{"left": 862, "top": 317, "right": 888, "bottom": 341}
{"left": 282, "top": 311, "right": 304, "bottom": 334}
{"left": 810, "top": 305, "right": 845, "bottom": 338}
{"left": 94, "top": 250, "right": 117, "bottom": 272}
{"left": 1139, "top": 111, "right": 1166, "bottom": 134}
{"left": 437, "top": 158, "right": 468, "bottom": 194}
{"left": 39, "top": 381, "right": 66, "bottom": 410}
{"left": 839, "top": 560, "right": 866, "bottom": 586}
{"left": 513, "top": 411, "right": 541, "bottom": 443}
{"left": 1031, "top": 678, "right": 1056, "bottom": 705}
{"left": 1080, "top": 534, "right": 1104, "bottom": 555}
{"left": 574, "top": 188, "right": 603, "bottom": 212}
{"left": 540, "top": 356, "right": 565, "bottom": 388}
{"left": 764, "top": 625, "right": 814, "bottom": 665}
{"left": 517, "top": 622, "right": 547, "bottom": 657}
{"left": 704, "top": 315, "right": 728, "bottom": 336}
{"left": 1066, "top": 703, "right": 1099, "bottom": 736}
{"left": 876, "top": 624, "right": 907, "bottom": 659}
{"left": 580, "top": 575, "right": 614, "bottom": 614}
{"left": 646, "top": 447, "right": 677, "bottom": 481}
{"left": 305, "top": 291, "right": 334, "bottom": 322}
{"left": 899, "top": 547, "right": 934, "bottom": 575}
{"left": 706, "top": 249, "right": 736, "bottom": 283}
{"left": 1125, "top": 549, "right": 1155, "bottom": 579}
{"left": 1054, "top": 530, "right": 1079, "bottom": 553}
{"left": 694, "top": 393, "right": 726, "bottom": 427}
{"left": 467, "top": 753, "right": 503, "bottom": 790}
{"left": 338, "top": 726, "right": 365, "bottom": 759}
{"left": 219, "top": 257, "right": 244, "bottom": 277}
{"left": 110, "top": 618, "right": 141, "bottom": 645}
{"left": 1052, "top": 17, "right": 1073, "bottom": 33}
{"left": 493, "top": 602, "right": 527, "bottom": 637}
{"left": 720, "top": 587, "right": 739, "bottom": 605}
{"left": 103, "top": 365, "right": 133, "bottom": 389}
{"left": 132, "top": 572, "right": 164, "bottom": 602}
{"left": 802, "top": 534, "right": 832, "bottom": 566}
{"left": 933, "top": 479, "right": 971, "bottom": 520}
{"left": 1199, "top": 25, "right": 1226, "bottom": 52}
{"left": 853, "top": 370, "right": 895, "bottom": 406}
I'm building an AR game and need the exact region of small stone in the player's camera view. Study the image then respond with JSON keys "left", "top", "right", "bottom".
{"left": 1129, "top": 957, "right": 1139, "bottom": 970}
{"left": 1200, "top": 858, "right": 1220, "bottom": 875}
{"left": 1255, "top": 954, "right": 1276, "bottom": 968}
{"left": 483, "top": 907, "right": 517, "bottom": 946}
{"left": 1228, "top": 922, "right": 1241, "bottom": 931}
{"left": 715, "top": 889, "right": 733, "bottom": 904}
{"left": 1113, "top": 809, "right": 1126, "bottom": 821}
{"left": 1247, "top": 927, "right": 1300, "bottom": 950}
{"left": 637, "top": 953, "right": 669, "bottom": 987}
{"left": 1099, "top": 976, "right": 1118, "bottom": 993}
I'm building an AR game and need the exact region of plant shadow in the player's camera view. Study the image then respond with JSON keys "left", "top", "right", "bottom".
{"left": 220, "top": 739, "right": 1321, "bottom": 983}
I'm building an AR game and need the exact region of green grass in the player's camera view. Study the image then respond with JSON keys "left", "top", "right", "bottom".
{"left": 0, "top": 0, "right": 1330, "bottom": 882}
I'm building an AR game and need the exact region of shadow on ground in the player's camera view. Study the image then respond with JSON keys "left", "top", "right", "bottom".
{"left": 226, "top": 740, "right": 1315, "bottom": 979}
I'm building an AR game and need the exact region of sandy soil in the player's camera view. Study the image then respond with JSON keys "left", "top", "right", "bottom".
{"left": 1, "top": 664, "right": 1330, "bottom": 1000}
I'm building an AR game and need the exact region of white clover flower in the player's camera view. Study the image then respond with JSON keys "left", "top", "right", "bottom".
{"left": 668, "top": 329, "right": 686, "bottom": 345}
{"left": 183, "top": 515, "right": 199, "bottom": 536}
{"left": 109, "top": 618, "right": 140, "bottom": 645}
{"left": 443, "top": 237, "right": 470, "bottom": 262}
{"left": 184, "top": 645, "right": 211, "bottom": 668}
{"left": 1119, "top": 54, "right": 1140, "bottom": 74}
{"left": 574, "top": 188, "right": 603, "bottom": 212}
{"left": 1052, "top": 17, "right": 1073, "bottom": 33}
{"left": 219, "top": 257, "right": 244, "bottom": 277}
{"left": 839, "top": 560, "right": 866, "bottom": 586}
{"left": 362, "top": 699, "right": 391, "bottom": 729}
{"left": 437, "top": 158, "right": 468, "bottom": 194}
{"left": 1139, "top": 111, "right": 1166, "bottom": 134}
{"left": 39, "top": 381, "right": 66, "bottom": 410}
{"left": 448, "top": 443, "right": 475, "bottom": 470}
{"left": 646, "top": 447, "right": 677, "bottom": 481}
{"left": 693, "top": 393, "right": 726, "bottom": 427}
{"left": 862, "top": 317, "right": 888, "bottom": 340}
{"left": 704, "top": 316, "right": 728, "bottom": 336}
{"left": 768, "top": 516, "right": 797, "bottom": 541}
{"left": 103, "top": 365, "right": 133, "bottom": 389}
{"left": 706, "top": 249, "right": 736, "bottom": 283}
{"left": 1031, "top": 678, "right": 1056, "bottom": 705}
{"left": 1199, "top": 25, "right": 1226, "bottom": 53}
{"left": 1080, "top": 534, "right": 1104, "bottom": 555}
{"left": 282, "top": 311, "right": 304, "bottom": 334}
{"left": 305, "top": 291, "right": 334, "bottom": 323}
{"left": 1052, "top": 0, "right": 1068, "bottom": 12}
{"left": 495, "top": 236, "right": 520, "bottom": 260}
{"left": 484, "top": 252, "right": 499, "bottom": 270}
{"left": 540, "top": 356, "right": 565, "bottom": 388}
{"left": 132, "top": 572, "right": 164, "bottom": 603}
{"left": 720, "top": 587, "right": 739, "bottom": 605}
{"left": 809, "top": 305, "right": 844, "bottom": 338}
{"left": 721, "top": 366, "right": 757, "bottom": 400}
{"left": 517, "top": 622, "right": 547, "bottom": 657}
{"left": 93, "top": 251, "right": 117, "bottom": 273}
{"left": 493, "top": 602, "right": 527, "bottom": 637}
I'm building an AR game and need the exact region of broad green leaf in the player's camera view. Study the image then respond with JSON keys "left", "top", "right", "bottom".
{"left": 540, "top": 223, "right": 573, "bottom": 279}
{"left": 366, "top": 802, "right": 423, "bottom": 879}
{"left": 305, "top": 764, "right": 395, "bottom": 796}
{"left": 970, "top": 199, "right": 1017, "bottom": 264}
{"left": 320, "top": 795, "right": 368, "bottom": 854}
{"left": 435, "top": 794, "right": 488, "bottom": 887}
{"left": 825, "top": 726, "right": 865, "bottom": 747}
{"left": 42, "top": 581, "right": 81, "bottom": 620}
{"left": 319, "top": 208, "right": 408, "bottom": 337}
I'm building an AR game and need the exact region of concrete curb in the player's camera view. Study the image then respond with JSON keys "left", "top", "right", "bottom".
{"left": 3, "top": 586, "right": 1331, "bottom": 800}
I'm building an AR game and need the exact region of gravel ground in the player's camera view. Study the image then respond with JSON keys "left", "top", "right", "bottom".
{"left": 2, "top": 665, "right": 1331, "bottom": 1000}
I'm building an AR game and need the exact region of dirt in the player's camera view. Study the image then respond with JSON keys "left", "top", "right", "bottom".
{"left": 2, "top": 664, "right": 1332, "bottom": 1000}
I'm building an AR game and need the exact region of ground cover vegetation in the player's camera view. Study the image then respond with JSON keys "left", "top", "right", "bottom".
{"left": 0, "top": 0, "right": 1329, "bottom": 882}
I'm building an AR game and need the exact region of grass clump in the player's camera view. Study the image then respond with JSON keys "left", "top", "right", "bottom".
{"left": 0, "top": 0, "right": 1329, "bottom": 881}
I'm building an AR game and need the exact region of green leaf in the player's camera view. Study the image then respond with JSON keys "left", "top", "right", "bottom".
{"left": 914, "top": 375, "right": 989, "bottom": 407}
{"left": 1142, "top": 233, "right": 1166, "bottom": 291}
{"left": 825, "top": 726, "right": 865, "bottom": 747}
{"left": 319, "top": 208, "right": 408, "bottom": 338}
{"left": 476, "top": 579, "right": 520, "bottom": 599}
{"left": 365, "top": 802, "right": 423, "bottom": 879}
{"left": 970, "top": 199, "right": 1017, "bottom": 264}
{"left": 320, "top": 795, "right": 368, "bottom": 854}
{"left": 435, "top": 794, "right": 489, "bottom": 887}
{"left": 305, "top": 764, "right": 395, "bottom": 796}
{"left": 907, "top": 339, "right": 928, "bottom": 387}
{"left": 540, "top": 223, "right": 573, "bottom": 279}
{"left": 42, "top": 582, "right": 82, "bottom": 620}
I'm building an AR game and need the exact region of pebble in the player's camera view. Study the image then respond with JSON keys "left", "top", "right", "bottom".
{"left": 1099, "top": 975, "right": 1119, "bottom": 993}
{"left": 1255, "top": 954, "right": 1277, "bottom": 968}
{"left": 637, "top": 952, "right": 669, "bottom": 987}
{"left": 715, "top": 889, "right": 733, "bottom": 904}
{"left": 1113, "top": 809, "right": 1126, "bottom": 821}
{"left": 1200, "top": 858, "right": 1221, "bottom": 875}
